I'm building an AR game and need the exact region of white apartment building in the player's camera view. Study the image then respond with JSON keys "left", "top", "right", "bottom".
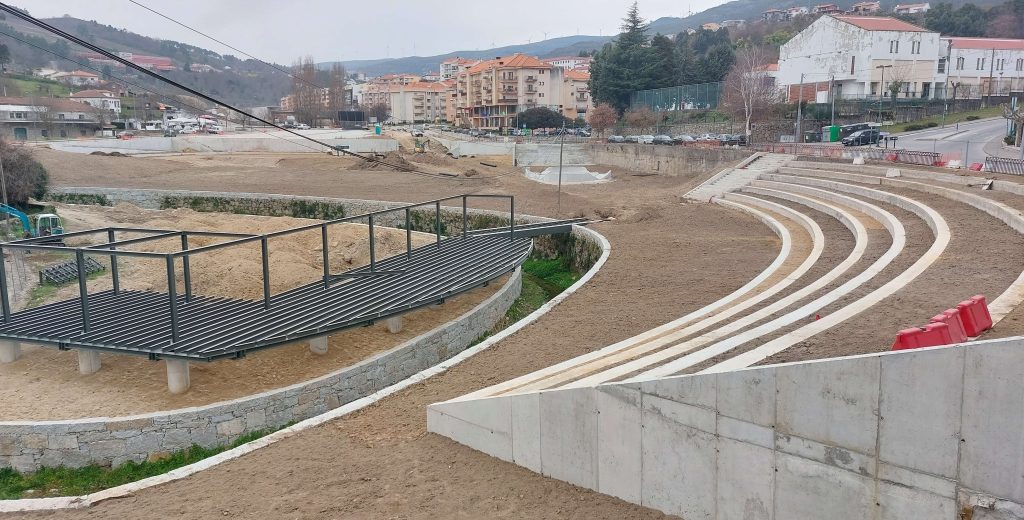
{"left": 363, "top": 82, "right": 448, "bottom": 123}
{"left": 70, "top": 90, "right": 121, "bottom": 114}
{"left": 778, "top": 15, "right": 943, "bottom": 101}
{"left": 440, "top": 57, "right": 478, "bottom": 81}
{"left": 894, "top": 2, "right": 930, "bottom": 14}
{"left": 541, "top": 56, "right": 593, "bottom": 70}
{"left": 941, "top": 37, "right": 1024, "bottom": 98}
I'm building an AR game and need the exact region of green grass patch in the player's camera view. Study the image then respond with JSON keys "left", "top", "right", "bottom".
{"left": 0, "top": 75, "right": 71, "bottom": 98}
{"left": 522, "top": 257, "right": 580, "bottom": 294}
{"left": 889, "top": 106, "right": 1003, "bottom": 134}
{"left": 0, "top": 425, "right": 289, "bottom": 500}
{"left": 24, "top": 283, "right": 58, "bottom": 309}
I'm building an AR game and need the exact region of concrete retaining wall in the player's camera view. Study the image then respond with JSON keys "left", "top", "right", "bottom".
{"left": 586, "top": 144, "right": 750, "bottom": 176}
{"left": 48, "top": 136, "right": 397, "bottom": 155}
{"left": 0, "top": 269, "right": 522, "bottom": 472}
{"left": 513, "top": 144, "right": 592, "bottom": 166}
{"left": 428, "top": 337, "right": 1024, "bottom": 519}
{"left": 430, "top": 135, "right": 515, "bottom": 156}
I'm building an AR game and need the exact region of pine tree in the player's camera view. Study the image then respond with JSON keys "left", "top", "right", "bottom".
{"left": 650, "top": 34, "right": 680, "bottom": 88}
{"left": 618, "top": 2, "right": 648, "bottom": 49}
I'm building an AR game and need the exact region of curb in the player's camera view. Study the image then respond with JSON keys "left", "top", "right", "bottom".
{"left": 0, "top": 225, "right": 611, "bottom": 514}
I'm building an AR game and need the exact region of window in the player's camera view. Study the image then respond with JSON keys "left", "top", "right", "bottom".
{"left": 59, "top": 130, "right": 67, "bottom": 138}
{"left": 957, "top": 56, "right": 965, "bottom": 70}
{"left": 851, "top": 55, "right": 856, "bottom": 74}
{"left": 996, "top": 59, "right": 1005, "bottom": 71}
{"left": 937, "top": 57, "right": 946, "bottom": 73}
{"left": 78, "top": 114, "right": 84, "bottom": 120}
{"left": 58, "top": 113, "right": 65, "bottom": 120}
{"left": 1018, "top": 58, "right": 1024, "bottom": 71}
{"left": 12, "top": 112, "right": 25, "bottom": 119}
{"left": 889, "top": 40, "right": 899, "bottom": 53}
{"left": 977, "top": 57, "right": 985, "bottom": 70}
{"left": 539, "top": 93, "right": 544, "bottom": 97}
{"left": 911, "top": 41, "right": 920, "bottom": 54}
{"left": 40, "top": 129, "right": 48, "bottom": 138}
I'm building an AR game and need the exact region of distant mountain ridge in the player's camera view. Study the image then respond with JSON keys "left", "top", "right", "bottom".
{"left": 335, "top": 0, "right": 1001, "bottom": 76}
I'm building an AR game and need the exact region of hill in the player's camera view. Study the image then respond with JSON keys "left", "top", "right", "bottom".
{"left": 0, "top": 10, "right": 291, "bottom": 107}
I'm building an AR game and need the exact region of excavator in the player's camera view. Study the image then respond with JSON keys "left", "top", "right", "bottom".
{"left": 0, "top": 204, "right": 64, "bottom": 244}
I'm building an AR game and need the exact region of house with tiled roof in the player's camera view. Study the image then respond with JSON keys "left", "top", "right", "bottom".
{"left": 778, "top": 15, "right": 943, "bottom": 101}
{"left": 51, "top": 70, "right": 100, "bottom": 86}
{"left": 454, "top": 54, "right": 559, "bottom": 129}
{"left": 70, "top": 89, "right": 121, "bottom": 114}
{"left": 893, "top": 2, "right": 930, "bottom": 14}
{"left": 942, "top": 37, "right": 1024, "bottom": 99}
{"left": 559, "top": 68, "right": 592, "bottom": 121}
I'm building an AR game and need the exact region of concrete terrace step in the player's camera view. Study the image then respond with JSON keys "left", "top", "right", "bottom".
{"left": 685, "top": 153, "right": 795, "bottom": 201}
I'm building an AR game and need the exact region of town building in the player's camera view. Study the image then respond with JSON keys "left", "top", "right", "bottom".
{"left": 77, "top": 51, "right": 177, "bottom": 71}
{"left": 721, "top": 20, "right": 747, "bottom": 28}
{"left": 0, "top": 96, "right": 103, "bottom": 140}
{"left": 787, "top": 6, "right": 810, "bottom": 17}
{"left": 763, "top": 8, "right": 787, "bottom": 22}
{"left": 70, "top": 89, "right": 121, "bottom": 114}
{"left": 702, "top": 22, "right": 723, "bottom": 31}
{"left": 51, "top": 70, "right": 100, "bottom": 86}
{"left": 812, "top": 4, "right": 845, "bottom": 15}
{"left": 894, "top": 2, "right": 930, "bottom": 14}
{"left": 440, "top": 57, "right": 478, "bottom": 81}
{"left": 848, "top": 1, "right": 881, "bottom": 14}
{"left": 542, "top": 56, "right": 593, "bottom": 70}
{"left": 362, "top": 82, "right": 448, "bottom": 123}
{"left": 777, "top": 15, "right": 943, "bottom": 101}
{"left": 558, "top": 68, "right": 592, "bottom": 121}
{"left": 455, "top": 54, "right": 558, "bottom": 129}
{"left": 370, "top": 73, "right": 421, "bottom": 86}
{"left": 941, "top": 37, "right": 1024, "bottom": 98}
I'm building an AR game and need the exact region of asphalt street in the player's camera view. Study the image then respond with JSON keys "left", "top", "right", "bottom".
{"left": 893, "top": 117, "right": 1019, "bottom": 164}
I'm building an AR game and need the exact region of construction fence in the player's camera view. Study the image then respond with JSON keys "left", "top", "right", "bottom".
{"left": 629, "top": 82, "right": 724, "bottom": 112}
{"left": 751, "top": 143, "right": 941, "bottom": 167}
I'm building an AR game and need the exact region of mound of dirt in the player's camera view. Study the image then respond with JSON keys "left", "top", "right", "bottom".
{"left": 346, "top": 151, "right": 416, "bottom": 171}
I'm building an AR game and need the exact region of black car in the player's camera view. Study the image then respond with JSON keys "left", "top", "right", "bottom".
{"left": 652, "top": 135, "right": 674, "bottom": 145}
{"left": 720, "top": 134, "right": 747, "bottom": 146}
{"left": 842, "top": 129, "right": 881, "bottom": 146}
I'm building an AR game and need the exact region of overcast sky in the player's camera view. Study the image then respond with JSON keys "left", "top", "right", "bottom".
{"left": 10, "top": 0, "right": 720, "bottom": 63}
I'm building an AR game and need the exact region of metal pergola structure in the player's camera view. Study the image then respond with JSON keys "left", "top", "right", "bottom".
{"left": 0, "top": 194, "right": 584, "bottom": 361}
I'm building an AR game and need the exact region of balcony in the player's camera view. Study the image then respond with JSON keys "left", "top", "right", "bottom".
{"left": 500, "top": 75, "right": 518, "bottom": 82}
{"left": 499, "top": 97, "right": 518, "bottom": 104}
{"left": 525, "top": 76, "right": 536, "bottom": 83}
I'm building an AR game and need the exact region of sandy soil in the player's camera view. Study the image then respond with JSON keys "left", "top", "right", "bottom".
{"left": 0, "top": 204, "right": 510, "bottom": 420}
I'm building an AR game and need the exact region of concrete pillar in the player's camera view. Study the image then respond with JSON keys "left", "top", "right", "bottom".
{"left": 385, "top": 316, "right": 404, "bottom": 334}
{"left": 309, "top": 336, "right": 329, "bottom": 355}
{"left": 166, "top": 359, "right": 190, "bottom": 394}
{"left": 78, "top": 350, "right": 101, "bottom": 375}
{"left": 0, "top": 340, "right": 21, "bottom": 363}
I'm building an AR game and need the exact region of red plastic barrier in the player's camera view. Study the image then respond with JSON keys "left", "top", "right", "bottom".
{"left": 891, "top": 322, "right": 953, "bottom": 351}
{"left": 929, "top": 309, "right": 968, "bottom": 343}
{"left": 956, "top": 295, "right": 993, "bottom": 337}
{"left": 969, "top": 162, "right": 984, "bottom": 171}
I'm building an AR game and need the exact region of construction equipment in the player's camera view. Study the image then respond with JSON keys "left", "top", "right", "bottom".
{"left": 0, "top": 204, "right": 65, "bottom": 243}
{"left": 413, "top": 139, "right": 426, "bottom": 153}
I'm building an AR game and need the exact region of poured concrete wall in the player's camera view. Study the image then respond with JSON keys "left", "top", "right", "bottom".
{"left": 586, "top": 144, "right": 750, "bottom": 176}
{"left": 48, "top": 136, "right": 397, "bottom": 155}
{"left": 513, "top": 144, "right": 592, "bottom": 166}
{"left": 428, "top": 337, "right": 1024, "bottom": 519}
{"left": 430, "top": 135, "right": 515, "bottom": 156}
{"left": 0, "top": 269, "right": 521, "bottom": 472}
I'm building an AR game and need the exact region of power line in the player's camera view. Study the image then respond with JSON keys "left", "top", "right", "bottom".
{"left": 0, "top": 3, "right": 460, "bottom": 179}
{"left": 126, "top": 0, "right": 330, "bottom": 92}
{"left": 0, "top": 28, "right": 326, "bottom": 154}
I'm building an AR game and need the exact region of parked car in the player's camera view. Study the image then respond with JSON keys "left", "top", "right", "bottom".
{"left": 577, "top": 129, "right": 592, "bottom": 137}
{"left": 841, "top": 129, "right": 881, "bottom": 146}
{"left": 607, "top": 135, "right": 625, "bottom": 143}
{"left": 163, "top": 129, "right": 178, "bottom": 137}
{"left": 720, "top": 134, "right": 747, "bottom": 146}
{"left": 623, "top": 135, "right": 639, "bottom": 143}
{"left": 295, "top": 123, "right": 310, "bottom": 130}
{"left": 178, "top": 127, "right": 196, "bottom": 135}
{"left": 696, "top": 133, "right": 719, "bottom": 141}
{"left": 652, "top": 135, "right": 674, "bottom": 145}
{"left": 672, "top": 134, "right": 695, "bottom": 143}
{"left": 637, "top": 135, "right": 655, "bottom": 144}
{"left": 411, "top": 129, "right": 425, "bottom": 137}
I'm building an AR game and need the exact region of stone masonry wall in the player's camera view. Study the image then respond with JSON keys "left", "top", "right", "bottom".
{"left": 0, "top": 269, "right": 521, "bottom": 472}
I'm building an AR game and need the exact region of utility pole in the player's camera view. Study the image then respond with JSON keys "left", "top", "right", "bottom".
{"left": 557, "top": 120, "right": 565, "bottom": 216}
{"left": 985, "top": 47, "right": 995, "bottom": 107}
{"left": 829, "top": 73, "right": 836, "bottom": 129}
{"left": 876, "top": 65, "right": 892, "bottom": 140}
{"left": 795, "top": 73, "right": 804, "bottom": 146}
{"left": 941, "top": 39, "right": 951, "bottom": 128}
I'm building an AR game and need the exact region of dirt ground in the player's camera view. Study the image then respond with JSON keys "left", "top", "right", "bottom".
{"left": 7, "top": 146, "right": 779, "bottom": 519}
{"left": 0, "top": 204, "right": 509, "bottom": 420}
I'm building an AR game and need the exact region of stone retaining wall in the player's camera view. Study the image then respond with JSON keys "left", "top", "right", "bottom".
{"left": 0, "top": 269, "right": 521, "bottom": 472}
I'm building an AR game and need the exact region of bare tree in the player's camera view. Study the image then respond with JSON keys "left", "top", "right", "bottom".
{"left": 588, "top": 104, "right": 618, "bottom": 137}
{"left": 723, "top": 46, "right": 781, "bottom": 140}
{"left": 327, "top": 63, "right": 347, "bottom": 122}
{"left": 1003, "top": 103, "right": 1024, "bottom": 148}
{"left": 292, "top": 56, "right": 320, "bottom": 126}
{"left": 624, "top": 107, "right": 656, "bottom": 133}
{"left": 884, "top": 64, "right": 912, "bottom": 123}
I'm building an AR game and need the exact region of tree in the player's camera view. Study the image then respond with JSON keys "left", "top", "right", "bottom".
{"left": 1003, "top": 103, "right": 1024, "bottom": 148}
{"left": 291, "top": 56, "right": 321, "bottom": 125}
{"left": 327, "top": 63, "right": 347, "bottom": 119}
{"left": 624, "top": 107, "right": 657, "bottom": 132}
{"left": 590, "top": 3, "right": 657, "bottom": 112}
{"left": 723, "top": 46, "right": 780, "bottom": 140}
{"left": 0, "top": 44, "right": 9, "bottom": 72}
{"left": 924, "top": 2, "right": 989, "bottom": 36}
{"left": 650, "top": 34, "right": 681, "bottom": 88}
{"left": 588, "top": 104, "right": 618, "bottom": 136}
{"left": 364, "top": 102, "right": 389, "bottom": 122}
{"left": 517, "top": 107, "right": 569, "bottom": 129}
{"left": 0, "top": 139, "right": 48, "bottom": 208}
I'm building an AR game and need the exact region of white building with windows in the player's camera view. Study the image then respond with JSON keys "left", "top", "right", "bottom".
{"left": 70, "top": 90, "right": 121, "bottom": 114}
{"left": 778, "top": 15, "right": 943, "bottom": 101}
{"left": 941, "top": 37, "right": 1024, "bottom": 99}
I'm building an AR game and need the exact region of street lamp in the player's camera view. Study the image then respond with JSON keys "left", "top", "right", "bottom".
{"left": 876, "top": 65, "right": 893, "bottom": 142}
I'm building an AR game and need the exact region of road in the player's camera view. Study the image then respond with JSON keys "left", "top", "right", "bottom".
{"left": 894, "top": 117, "right": 1019, "bottom": 165}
